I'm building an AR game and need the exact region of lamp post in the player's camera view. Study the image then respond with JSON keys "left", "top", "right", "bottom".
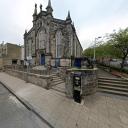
{"left": 93, "top": 37, "right": 102, "bottom": 67}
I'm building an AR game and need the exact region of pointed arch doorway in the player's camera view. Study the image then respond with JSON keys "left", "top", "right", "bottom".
{"left": 41, "top": 54, "right": 45, "bottom": 65}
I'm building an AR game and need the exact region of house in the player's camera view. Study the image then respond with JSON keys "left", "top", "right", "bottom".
{"left": 0, "top": 42, "right": 21, "bottom": 67}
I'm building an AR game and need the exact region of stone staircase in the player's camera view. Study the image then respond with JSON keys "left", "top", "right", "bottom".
{"left": 98, "top": 77, "right": 128, "bottom": 97}
{"left": 50, "top": 73, "right": 65, "bottom": 95}
{"left": 51, "top": 73, "right": 65, "bottom": 86}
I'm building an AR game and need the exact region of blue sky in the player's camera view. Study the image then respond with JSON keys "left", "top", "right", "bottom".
{"left": 0, "top": 0, "right": 128, "bottom": 49}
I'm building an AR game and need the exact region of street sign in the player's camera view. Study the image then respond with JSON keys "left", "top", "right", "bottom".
{"left": 27, "top": 56, "right": 32, "bottom": 61}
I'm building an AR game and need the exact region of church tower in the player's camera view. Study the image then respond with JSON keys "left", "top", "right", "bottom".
{"left": 33, "top": 3, "right": 37, "bottom": 27}
{"left": 46, "top": 0, "right": 53, "bottom": 16}
{"left": 66, "top": 11, "right": 72, "bottom": 24}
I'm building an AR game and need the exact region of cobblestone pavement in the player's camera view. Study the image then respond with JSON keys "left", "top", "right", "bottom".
{"left": 0, "top": 83, "right": 50, "bottom": 128}
{"left": 0, "top": 72, "right": 128, "bottom": 128}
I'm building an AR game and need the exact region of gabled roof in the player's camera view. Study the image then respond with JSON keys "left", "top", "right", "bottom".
{"left": 53, "top": 18, "right": 66, "bottom": 25}
{"left": 37, "top": 11, "right": 47, "bottom": 18}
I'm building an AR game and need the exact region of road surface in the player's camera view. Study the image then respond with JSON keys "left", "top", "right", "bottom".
{"left": 0, "top": 83, "right": 49, "bottom": 128}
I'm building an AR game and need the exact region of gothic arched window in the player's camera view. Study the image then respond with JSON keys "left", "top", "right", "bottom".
{"left": 56, "top": 31, "right": 62, "bottom": 58}
{"left": 28, "top": 39, "right": 32, "bottom": 56}
{"left": 38, "top": 27, "right": 47, "bottom": 49}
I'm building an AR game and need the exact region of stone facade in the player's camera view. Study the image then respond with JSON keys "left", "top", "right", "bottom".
{"left": 65, "top": 68, "right": 98, "bottom": 98}
{"left": 20, "top": 45, "right": 24, "bottom": 65}
{"left": 0, "top": 43, "right": 21, "bottom": 67}
{"left": 24, "top": 0, "right": 83, "bottom": 67}
{"left": 6, "top": 69, "right": 52, "bottom": 89}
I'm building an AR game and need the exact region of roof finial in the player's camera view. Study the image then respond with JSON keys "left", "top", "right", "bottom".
{"left": 24, "top": 29, "right": 27, "bottom": 37}
{"left": 46, "top": 0, "right": 53, "bottom": 15}
{"left": 25, "top": 29, "right": 27, "bottom": 34}
{"left": 48, "top": 0, "right": 51, "bottom": 7}
{"left": 40, "top": 4, "right": 42, "bottom": 12}
{"left": 66, "top": 11, "right": 71, "bottom": 21}
{"left": 34, "top": 3, "right": 37, "bottom": 15}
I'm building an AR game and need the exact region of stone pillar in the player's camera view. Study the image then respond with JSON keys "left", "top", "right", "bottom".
{"left": 65, "top": 68, "right": 98, "bottom": 98}
{"left": 65, "top": 72, "right": 73, "bottom": 98}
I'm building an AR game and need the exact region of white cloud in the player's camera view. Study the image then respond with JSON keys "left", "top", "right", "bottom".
{"left": 0, "top": 0, "right": 128, "bottom": 48}
{"left": 78, "top": 15, "right": 128, "bottom": 49}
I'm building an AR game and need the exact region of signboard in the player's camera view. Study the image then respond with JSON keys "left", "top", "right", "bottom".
{"left": 27, "top": 56, "right": 32, "bottom": 61}
{"left": 73, "top": 73, "right": 81, "bottom": 103}
{"left": 25, "top": 56, "right": 32, "bottom": 65}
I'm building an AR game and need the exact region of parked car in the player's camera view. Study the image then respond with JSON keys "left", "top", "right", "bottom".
{"left": 124, "top": 60, "right": 128, "bottom": 66}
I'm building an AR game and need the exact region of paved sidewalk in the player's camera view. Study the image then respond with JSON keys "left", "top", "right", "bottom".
{"left": 98, "top": 68, "right": 118, "bottom": 78}
{"left": 0, "top": 72, "right": 128, "bottom": 128}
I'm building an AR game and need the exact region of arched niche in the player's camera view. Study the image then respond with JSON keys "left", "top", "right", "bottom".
{"left": 56, "top": 30, "right": 62, "bottom": 58}
{"left": 37, "top": 27, "right": 47, "bottom": 50}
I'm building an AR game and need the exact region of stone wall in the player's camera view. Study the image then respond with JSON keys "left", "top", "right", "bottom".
{"left": 0, "top": 58, "right": 3, "bottom": 68}
{"left": 60, "top": 59, "right": 71, "bottom": 67}
{"left": 5, "top": 69, "right": 52, "bottom": 89}
{"left": 51, "top": 59, "right": 55, "bottom": 67}
{"left": 30, "top": 69, "right": 48, "bottom": 75}
{"left": 65, "top": 68, "right": 98, "bottom": 98}
{"left": 7, "top": 43, "right": 21, "bottom": 59}
{"left": 0, "top": 43, "right": 21, "bottom": 66}
{"left": 58, "top": 67, "right": 68, "bottom": 81}
{"left": 81, "top": 70, "right": 98, "bottom": 96}
{"left": 51, "top": 58, "right": 71, "bottom": 67}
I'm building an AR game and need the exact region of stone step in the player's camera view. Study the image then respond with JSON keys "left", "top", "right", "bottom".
{"left": 52, "top": 81, "right": 65, "bottom": 86}
{"left": 51, "top": 74, "right": 58, "bottom": 77}
{"left": 51, "top": 76, "right": 60, "bottom": 79}
{"left": 98, "top": 79, "right": 128, "bottom": 85}
{"left": 50, "top": 73, "right": 65, "bottom": 91}
{"left": 52, "top": 77, "right": 63, "bottom": 81}
{"left": 98, "top": 85, "right": 128, "bottom": 92}
{"left": 98, "top": 77, "right": 128, "bottom": 82}
{"left": 51, "top": 72, "right": 57, "bottom": 74}
{"left": 52, "top": 76, "right": 62, "bottom": 80}
{"left": 52, "top": 79, "right": 64, "bottom": 83}
{"left": 98, "top": 82, "right": 128, "bottom": 88}
{"left": 52, "top": 86, "right": 65, "bottom": 93}
{"left": 52, "top": 77, "right": 60, "bottom": 80}
{"left": 54, "top": 84, "right": 65, "bottom": 89}
{"left": 98, "top": 88, "right": 128, "bottom": 97}
{"left": 51, "top": 83, "right": 66, "bottom": 97}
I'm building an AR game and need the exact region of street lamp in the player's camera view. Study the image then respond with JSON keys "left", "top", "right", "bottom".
{"left": 93, "top": 37, "right": 102, "bottom": 66}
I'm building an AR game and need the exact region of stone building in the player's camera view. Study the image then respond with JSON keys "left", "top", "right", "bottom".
{"left": 20, "top": 45, "right": 24, "bottom": 65}
{"left": 24, "top": 0, "right": 83, "bottom": 67}
{"left": 0, "top": 43, "right": 21, "bottom": 67}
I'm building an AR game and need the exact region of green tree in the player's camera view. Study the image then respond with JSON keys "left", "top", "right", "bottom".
{"left": 110, "top": 28, "right": 128, "bottom": 69}
{"left": 83, "top": 42, "right": 117, "bottom": 59}
{"left": 84, "top": 28, "right": 128, "bottom": 69}
{"left": 83, "top": 47, "right": 93, "bottom": 58}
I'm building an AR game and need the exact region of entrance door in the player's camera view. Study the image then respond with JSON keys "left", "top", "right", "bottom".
{"left": 74, "top": 58, "right": 81, "bottom": 68}
{"left": 55, "top": 58, "right": 60, "bottom": 67}
{"left": 41, "top": 54, "right": 45, "bottom": 65}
